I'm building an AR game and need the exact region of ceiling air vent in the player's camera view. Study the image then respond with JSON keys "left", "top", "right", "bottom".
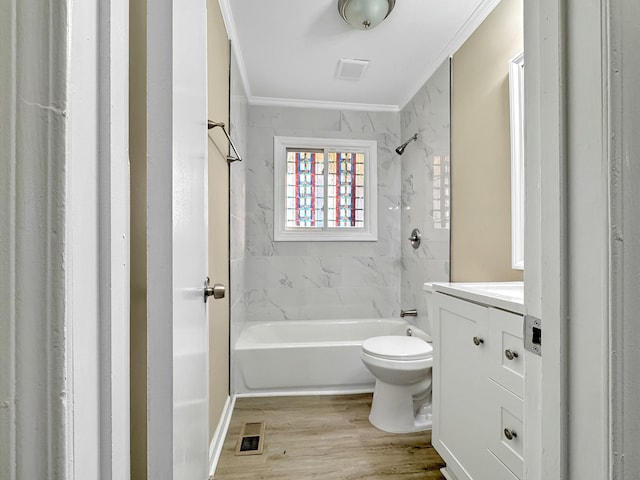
{"left": 336, "top": 58, "right": 370, "bottom": 80}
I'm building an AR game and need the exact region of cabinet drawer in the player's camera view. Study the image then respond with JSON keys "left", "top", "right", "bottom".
{"left": 484, "top": 450, "right": 519, "bottom": 480}
{"left": 488, "top": 308, "right": 524, "bottom": 398}
{"left": 487, "top": 379, "right": 523, "bottom": 479}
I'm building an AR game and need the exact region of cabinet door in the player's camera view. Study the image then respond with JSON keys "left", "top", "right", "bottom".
{"left": 487, "top": 308, "right": 524, "bottom": 398}
{"left": 433, "top": 293, "right": 490, "bottom": 480}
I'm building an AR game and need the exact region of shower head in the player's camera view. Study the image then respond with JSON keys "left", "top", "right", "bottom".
{"left": 395, "top": 133, "right": 418, "bottom": 155}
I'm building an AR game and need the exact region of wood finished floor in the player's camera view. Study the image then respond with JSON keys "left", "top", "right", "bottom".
{"left": 214, "top": 394, "right": 446, "bottom": 479}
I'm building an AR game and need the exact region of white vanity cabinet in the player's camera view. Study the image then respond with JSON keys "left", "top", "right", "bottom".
{"left": 432, "top": 290, "right": 524, "bottom": 480}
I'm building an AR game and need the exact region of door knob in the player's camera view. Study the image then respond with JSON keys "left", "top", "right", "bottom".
{"left": 204, "top": 277, "right": 226, "bottom": 302}
{"left": 473, "top": 336, "right": 484, "bottom": 346}
{"left": 504, "top": 428, "right": 518, "bottom": 440}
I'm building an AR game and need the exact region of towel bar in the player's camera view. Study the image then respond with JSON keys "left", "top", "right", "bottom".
{"left": 207, "top": 120, "right": 242, "bottom": 163}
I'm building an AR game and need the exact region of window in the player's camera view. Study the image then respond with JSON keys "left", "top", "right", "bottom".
{"left": 273, "top": 136, "right": 377, "bottom": 241}
{"left": 509, "top": 52, "right": 524, "bottom": 269}
{"left": 432, "top": 155, "right": 450, "bottom": 229}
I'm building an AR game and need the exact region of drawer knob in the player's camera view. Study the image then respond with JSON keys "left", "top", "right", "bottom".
{"left": 473, "top": 336, "right": 484, "bottom": 346}
{"left": 504, "top": 428, "right": 518, "bottom": 440}
{"left": 505, "top": 349, "right": 519, "bottom": 360}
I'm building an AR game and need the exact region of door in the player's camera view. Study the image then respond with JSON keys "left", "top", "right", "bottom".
{"left": 146, "top": 0, "right": 210, "bottom": 478}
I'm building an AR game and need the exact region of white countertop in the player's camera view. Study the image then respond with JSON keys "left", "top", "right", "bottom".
{"left": 428, "top": 282, "right": 524, "bottom": 315}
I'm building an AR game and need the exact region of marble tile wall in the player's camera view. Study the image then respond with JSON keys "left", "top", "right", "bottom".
{"left": 229, "top": 51, "right": 249, "bottom": 341}
{"left": 400, "top": 60, "right": 451, "bottom": 333}
{"left": 245, "top": 106, "right": 402, "bottom": 321}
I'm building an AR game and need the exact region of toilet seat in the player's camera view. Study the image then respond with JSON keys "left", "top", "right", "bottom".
{"left": 362, "top": 336, "right": 433, "bottom": 361}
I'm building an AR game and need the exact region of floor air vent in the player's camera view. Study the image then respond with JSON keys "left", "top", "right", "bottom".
{"left": 234, "top": 421, "right": 265, "bottom": 456}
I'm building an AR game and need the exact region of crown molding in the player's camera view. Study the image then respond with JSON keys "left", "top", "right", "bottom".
{"left": 398, "top": 0, "right": 501, "bottom": 110}
{"left": 218, "top": 0, "right": 252, "bottom": 99}
{"left": 249, "top": 96, "right": 400, "bottom": 113}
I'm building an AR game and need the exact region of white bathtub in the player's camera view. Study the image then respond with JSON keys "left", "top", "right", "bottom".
{"left": 233, "top": 318, "right": 422, "bottom": 395}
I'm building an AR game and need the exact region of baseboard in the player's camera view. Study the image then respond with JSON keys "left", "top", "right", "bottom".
{"left": 235, "top": 387, "right": 374, "bottom": 398}
{"left": 208, "top": 394, "right": 237, "bottom": 478}
{"left": 440, "top": 467, "right": 458, "bottom": 480}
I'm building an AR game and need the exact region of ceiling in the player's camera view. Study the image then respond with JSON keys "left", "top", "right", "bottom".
{"left": 221, "top": 0, "right": 499, "bottom": 111}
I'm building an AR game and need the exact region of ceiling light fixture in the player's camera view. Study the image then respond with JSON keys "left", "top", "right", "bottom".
{"left": 338, "top": 0, "right": 396, "bottom": 30}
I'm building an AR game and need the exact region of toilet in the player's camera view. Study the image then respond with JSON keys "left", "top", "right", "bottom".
{"left": 360, "top": 283, "right": 436, "bottom": 433}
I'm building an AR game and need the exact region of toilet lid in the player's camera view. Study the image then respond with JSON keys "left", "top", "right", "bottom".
{"left": 362, "top": 336, "right": 433, "bottom": 360}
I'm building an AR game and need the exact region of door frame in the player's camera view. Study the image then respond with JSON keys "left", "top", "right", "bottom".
{"left": 523, "top": 1, "right": 568, "bottom": 478}
{"left": 1, "top": 0, "right": 130, "bottom": 477}
{"left": 68, "top": 0, "right": 131, "bottom": 477}
{"left": 525, "top": 1, "right": 616, "bottom": 479}
{"left": 608, "top": 0, "right": 640, "bottom": 476}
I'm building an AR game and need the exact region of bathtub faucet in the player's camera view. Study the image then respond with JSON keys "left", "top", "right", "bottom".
{"left": 400, "top": 309, "right": 418, "bottom": 318}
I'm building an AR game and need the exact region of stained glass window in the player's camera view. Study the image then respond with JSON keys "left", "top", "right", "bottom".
{"left": 286, "top": 149, "right": 325, "bottom": 227}
{"left": 285, "top": 149, "right": 365, "bottom": 230}
{"left": 327, "top": 151, "right": 365, "bottom": 228}
{"left": 274, "top": 137, "right": 377, "bottom": 241}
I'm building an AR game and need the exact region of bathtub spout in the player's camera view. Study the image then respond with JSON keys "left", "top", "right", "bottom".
{"left": 400, "top": 309, "right": 418, "bottom": 318}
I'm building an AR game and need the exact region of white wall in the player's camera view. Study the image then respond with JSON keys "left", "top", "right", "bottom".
{"left": 399, "top": 59, "right": 451, "bottom": 332}
{"left": 244, "top": 106, "right": 402, "bottom": 321}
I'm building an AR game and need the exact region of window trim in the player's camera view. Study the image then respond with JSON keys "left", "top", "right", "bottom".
{"left": 273, "top": 136, "right": 378, "bottom": 241}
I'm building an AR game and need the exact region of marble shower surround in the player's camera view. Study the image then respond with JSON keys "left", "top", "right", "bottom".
{"left": 400, "top": 60, "right": 451, "bottom": 332}
{"left": 245, "top": 106, "right": 402, "bottom": 321}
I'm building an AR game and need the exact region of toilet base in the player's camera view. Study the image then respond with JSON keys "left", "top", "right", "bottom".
{"left": 368, "top": 379, "right": 432, "bottom": 433}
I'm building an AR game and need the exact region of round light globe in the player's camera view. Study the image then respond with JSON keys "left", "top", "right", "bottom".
{"left": 338, "top": 0, "right": 396, "bottom": 30}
